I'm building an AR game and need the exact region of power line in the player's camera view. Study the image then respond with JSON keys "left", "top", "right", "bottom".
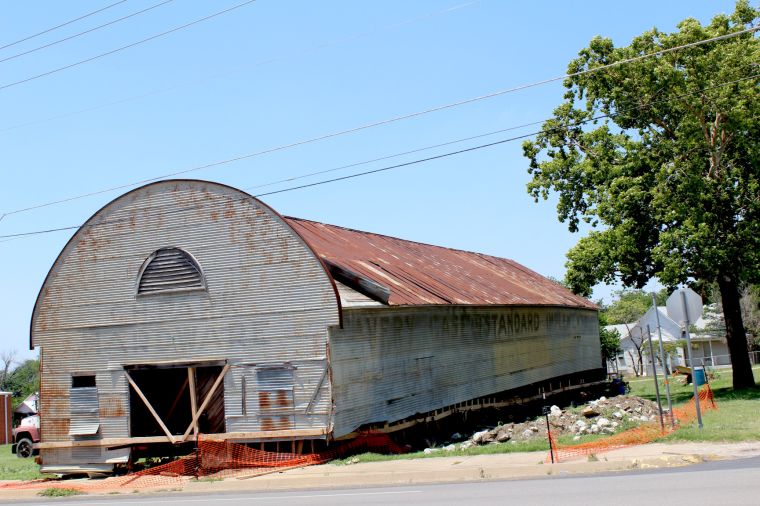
{"left": 2, "top": 72, "right": 757, "bottom": 241}
{"left": 0, "top": 0, "right": 478, "bottom": 133}
{"left": 0, "top": 20, "right": 760, "bottom": 220}
{"left": 0, "top": 0, "right": 174, "bottom": 65}
{"left": 0, "top": 0, "right": 258, "bottom": 92}
{"left": 245, "top": 121, "right": 547, "bottom": 192}
{"left": 0, "top": 1, "right": 127, "bottom": 51}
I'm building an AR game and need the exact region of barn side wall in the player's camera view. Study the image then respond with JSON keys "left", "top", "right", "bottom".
{"left": 31, "top": 181, "right": 340, "bottom": 470}
{"left": 329, "top": 305, "right": 601, "bottom": 438}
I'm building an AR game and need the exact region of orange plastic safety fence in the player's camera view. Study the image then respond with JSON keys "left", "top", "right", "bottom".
{"left": 547, "top": 384, "right": 717, "bottom": 463}
{"left": 0, "top": 431, "right": 404, "bottom": 492}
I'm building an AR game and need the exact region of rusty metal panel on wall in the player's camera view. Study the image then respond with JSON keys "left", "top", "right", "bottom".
{"left": 329, "top": 305, "right": 601, "bottom": 438}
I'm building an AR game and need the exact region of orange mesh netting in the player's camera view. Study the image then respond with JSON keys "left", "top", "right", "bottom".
{"left": 0, "top": 431, "right": 403, "bottom": 493}
{"left": 547, "top": 383, "right": 717, "bottom": 463}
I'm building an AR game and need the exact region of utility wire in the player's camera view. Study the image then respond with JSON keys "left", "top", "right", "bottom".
{"left": 0, "top": 0, "right": 174, "bottom": 65}
{"left": 245, "top": 120, "right": 548, "bottom": 191}
{"left": 0, "top": 0, "right": 127, "bottom": 51}
{"left": 2, "top": 28, "right": 758, "bottom": 224}
{"left": 0, "top": 0, "right": 478, "bottom": 133}
{"left": 1, "top": 72, "right": 757, "bottom": 240}
{"left": 0, "top": 0, "right": 258, "bottom": 92}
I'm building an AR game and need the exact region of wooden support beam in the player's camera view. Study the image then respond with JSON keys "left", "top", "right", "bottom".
{"left": 187, "top": 367, "right": 199, "bottom": 437}
{"left": 305, "top": 365, "right": 328, "bottom": 414}
{"left": 181, "top": 364, "right": 230, "bottom": 442}
{"left": 34, "top": 428, "right": 328, "bottom": 450}
{"left": 124, "top": 370, "right": 176, "bottom": 444}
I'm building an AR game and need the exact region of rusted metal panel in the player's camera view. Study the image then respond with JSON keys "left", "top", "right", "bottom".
{"left": 32, "top": 181, "right": 341, "bottom": 470}
{"left": 329, "top": 305, "right": 601, "bottom": 438}
{"left": 225, "top": 359, "right": 330, "bottom": 434}
{"left": 286, "top": 217, "right": 597, "bottom": 309}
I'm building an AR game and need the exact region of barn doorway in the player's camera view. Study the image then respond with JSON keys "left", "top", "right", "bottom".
{"left": 126, "top": 363, "right": 227, "bottom": 438}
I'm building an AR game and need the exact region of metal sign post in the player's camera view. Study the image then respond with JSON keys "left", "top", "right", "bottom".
{"left": 542, "top": 406, "right": 555, "bottom": 464}
{"left": 667, "top": 288, "right": 703, "bottom": 429}
{"left": 652, "top": 293, "right": 674, "bottom": 428}
{"left": 646, "top": 324, "right": 665, "bottom": 431}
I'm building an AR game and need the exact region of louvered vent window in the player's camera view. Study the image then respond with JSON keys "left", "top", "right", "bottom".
{"left": 137, "top": 248, "right": 205, "bottom": 295}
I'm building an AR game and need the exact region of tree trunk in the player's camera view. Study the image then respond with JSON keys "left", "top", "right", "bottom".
{"left": 718, "top": 273, "right": 756, "bottom": 389}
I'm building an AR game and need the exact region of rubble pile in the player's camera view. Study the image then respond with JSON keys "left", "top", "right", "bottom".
{"left": 423, "top": 395, "right": 662, "bottom": 454}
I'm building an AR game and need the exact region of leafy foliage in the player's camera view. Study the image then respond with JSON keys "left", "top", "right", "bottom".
{"left": 598, "top": 311, "right": 622, "bottom": 362}
{"left": 523, "top": 1, "right": 759, "bottom": 388}
{"left": 6, "top": 359, "right": 39, "bottom": 407}
{"left": 604, "top": 289, "right": 666, "bottom": 324}
{"left": 740, "top": 286, "right": 760, "bottom": 349}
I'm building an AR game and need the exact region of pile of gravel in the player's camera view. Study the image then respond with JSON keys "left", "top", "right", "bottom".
{"left": 423, "top": 395, "right": 662, "bottom": 454}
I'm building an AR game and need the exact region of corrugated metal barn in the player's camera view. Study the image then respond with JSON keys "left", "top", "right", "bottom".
{"left": 31, "top": 180, "right": 603, "bottom": 474}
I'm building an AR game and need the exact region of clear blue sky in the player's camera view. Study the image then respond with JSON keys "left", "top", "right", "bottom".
{"left": 0, "top": 0, "right": 740, "bottom": 361}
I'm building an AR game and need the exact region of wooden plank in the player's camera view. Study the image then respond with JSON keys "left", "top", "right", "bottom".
{"left": 35, "top": 428, "right": 328, "bottom": 449}
{"left": 188, "top": 367, "right": 198, "bottom": 436}
{"left": 305, "top": 364, "right": 328, "bottom": 414}
{"left": 180, "top": 364, "right": 230, "bottom": 441}
{"left": 124, "top": 370, "right": 176, "bottom": 444}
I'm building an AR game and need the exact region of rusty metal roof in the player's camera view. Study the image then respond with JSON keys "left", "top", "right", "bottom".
{"left": 285, "top": 217, "right": 597, "bottom": 310}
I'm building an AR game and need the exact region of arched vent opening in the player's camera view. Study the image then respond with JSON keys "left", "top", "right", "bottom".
{"left": 137, "top": 248, "right": 205, "bottom": 295}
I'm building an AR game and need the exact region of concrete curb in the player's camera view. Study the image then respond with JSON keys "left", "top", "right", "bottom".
{"left": 2, "top": 441, "right": 760, "bottom": 501}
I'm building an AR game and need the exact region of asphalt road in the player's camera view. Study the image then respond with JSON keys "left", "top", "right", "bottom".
{"left": 15, "top": 456, "right": 760, "bottom": 506}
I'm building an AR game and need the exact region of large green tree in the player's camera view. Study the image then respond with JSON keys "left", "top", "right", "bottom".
{"left": 604, "top": 289, "right": 667, "bottom": 324}
{"left": 523, "top": 1, "right": 759, "bottom": 388}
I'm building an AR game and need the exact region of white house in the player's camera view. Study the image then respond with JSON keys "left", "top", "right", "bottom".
{"left": 606, "top": 305, "right": 729, "bottom": 376}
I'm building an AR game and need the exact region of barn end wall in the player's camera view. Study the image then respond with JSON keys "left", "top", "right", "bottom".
{"left": 329, "top": 305, "right": 601, "bottom": 438}
{"left": 31, "top": 181, "right": 340, "bottom": 470}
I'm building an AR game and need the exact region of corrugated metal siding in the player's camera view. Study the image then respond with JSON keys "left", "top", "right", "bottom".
{"left": 68, "top": 387, "right": 99, "bottom": 436}
{"left": 335, "top": 281, "right": 384, "bottom": 308}
{"left": 329, "top": 305, "right": 601, "bottom": 438}
{"left": 32, "top": 181, "right": 340, "bottom": 469}
{"left": 224, "top": 359, "right": 331, "bottom": 434}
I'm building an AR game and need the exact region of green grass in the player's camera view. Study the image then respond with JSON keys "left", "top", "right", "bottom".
{"left": 331, "top": 431, "right": 622, "bottom": 465}
{"left": 627, "top": 365, "right": 760, "bottom": 442}
{"left": 0, "top": 444, "right": 44, "bottom": 481}
{"left": 37, "top": 488, "right": 83, "bottom": 497}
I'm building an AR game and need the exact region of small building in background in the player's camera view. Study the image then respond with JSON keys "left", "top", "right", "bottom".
{"left": 31, "top": 180, "right": 603, "bottom": 474}
{"left": 0, "top": 392, "right": 12, "bottom": 445}
{"left": 605, "top": 305, "right": 730, "bottom": 377}
{"left": 14, "top": 393, "right": 38, "bottom": 425}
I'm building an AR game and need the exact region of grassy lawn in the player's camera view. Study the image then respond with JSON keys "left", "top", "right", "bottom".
{"left": 627, "top": 365, "right": 760, "bottom": 443}
{"left": 332, "top": 439, "right": 553, "bottom": 465}
{"left": 0, "top": 444, "right": 44, "bottom": 481}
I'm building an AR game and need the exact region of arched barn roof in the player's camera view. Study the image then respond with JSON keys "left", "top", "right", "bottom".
{"left": 31, "top": 179, "right": 596, "bottom": 349}
{"left": 29, "top": 180, "right": 343, "bottom": 349}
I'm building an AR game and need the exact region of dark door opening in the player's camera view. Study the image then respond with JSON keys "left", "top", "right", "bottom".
{"left": 128, "top": 365, "right": 226, "bottom": 437}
